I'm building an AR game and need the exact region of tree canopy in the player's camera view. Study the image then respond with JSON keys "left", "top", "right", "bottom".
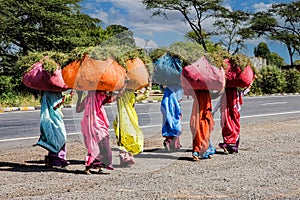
{"left": 250, "top": 1, "right": 300, "bottom": 65}
{"left": 142, "top": 0, "right": 225, "bottom": 52}
{"left": 0, "top": 0, "right": 106, "bottom": 75}
{"left": 213, "top": 10, "right": 253, "bottom": 55}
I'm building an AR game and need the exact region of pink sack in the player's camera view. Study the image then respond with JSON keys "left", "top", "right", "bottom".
{"left": 22, "top": 62, "right": 69, "bottom": 92}
{"left": 224, "top": 59, "right": 254, "bottom": 88}
{"left": 181, "top": 56, "right": 225, "bottom": 92}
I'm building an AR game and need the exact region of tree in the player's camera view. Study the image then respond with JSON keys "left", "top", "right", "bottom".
{"left": 213, "top": 10, "right": 253, "bottom": 55}
{"left": 267, "top": 52, "right": 285, "bottom": 67}
{"left": 254, "top": 42, "right": 285, "bottom": 66}
{"left": 0, "top": 0, "right": 103, "bottom": 75}
{"left": 100, "top": 25, "right": 135, "bottom": 47}
{"left": 142, "top": 0, "right": 225, "bottom": 52}
{"left": 250, "top": 1, "right": 300, "bottom": 65}
{"left": 254, "top": 42, "right": 270, "bottom": 58}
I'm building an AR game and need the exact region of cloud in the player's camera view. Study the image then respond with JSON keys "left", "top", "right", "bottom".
{"left": 134, "top": 37, "right": 158, "bottom": 49}
{"left": 252, "top": 3, "right": 272, "bottom": 12}
{"left": 88, "top": 0, "right": 191, "bottom": 33}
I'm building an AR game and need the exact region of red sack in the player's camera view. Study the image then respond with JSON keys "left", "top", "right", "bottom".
{"left": 224, "top": 59, "right": 254, "bottom": 88}
{"left": 181, "top": 56, "right": 225, "bottom": 92}
{"left": 22, "top": 62, "right": 68, "bottom": 92}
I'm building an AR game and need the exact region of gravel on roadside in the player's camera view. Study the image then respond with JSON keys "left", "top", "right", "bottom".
{"left": 0, "top": 117, "right": 299, "bottom": 200}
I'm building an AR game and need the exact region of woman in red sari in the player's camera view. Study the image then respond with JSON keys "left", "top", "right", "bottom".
{"left": 214, "top": 76, "right": 256, "bottom": 154}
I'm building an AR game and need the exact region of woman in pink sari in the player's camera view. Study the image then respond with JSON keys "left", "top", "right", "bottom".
{"left": 76, "top": 90, "right": 117, "bottom": 174}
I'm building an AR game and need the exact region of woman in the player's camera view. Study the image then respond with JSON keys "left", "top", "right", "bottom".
{"left": 212, "top": 74, "right": 256, "bottom": 154}
{"left": 160, "top": 84, "right": 183, "bottom": 152}
{"left": 190, "top": 90, "right": 216, "bottom": 161}
{"left": 216, "top": 83, "right": 254, "bottom": 154}
{"left": 113, "top": 88, "right": 147, "bottom": 166}
{"left": 76, "top": 90, "right": 116, "bottom": 174}
{"left": 38, "top": 91, "right": 73, "bottom": 168}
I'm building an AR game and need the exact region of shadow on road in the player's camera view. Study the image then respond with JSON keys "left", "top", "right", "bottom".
{"left": 0, "top": 160, "right": 87, "bottom": 174}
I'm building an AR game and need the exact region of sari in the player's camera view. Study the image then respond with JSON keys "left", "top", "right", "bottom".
{"left": 81, "top": 91, "right": 113, "bottom": 170}
{"left": 190, "top": 90, "right": 215, "bottom": 159}
{"left": 219, "top": 88, "right": 242, "bottom": 153}
{"left": 160, "top": 84, "right": 183, "bottom": 151}
{"left": 113, "top": 89, "right": 144, "bottom": 165}
{"left": 38, "top": 91, "right": 68, "bottom": 167}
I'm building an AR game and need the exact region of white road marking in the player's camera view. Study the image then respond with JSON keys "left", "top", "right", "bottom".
{"left": 261, "top": 101, "right": 287, "bottom": 106}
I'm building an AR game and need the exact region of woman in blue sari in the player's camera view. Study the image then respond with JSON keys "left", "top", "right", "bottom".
{"left": 37, "top": 91, "right": 73, "bottom": 168}
{"left": 160, "top": 84, "right": 183, "bottom": 151}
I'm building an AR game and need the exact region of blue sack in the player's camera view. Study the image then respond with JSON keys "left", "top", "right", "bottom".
{"left": 152, "top": 53, "right": 182, "bottom": 85}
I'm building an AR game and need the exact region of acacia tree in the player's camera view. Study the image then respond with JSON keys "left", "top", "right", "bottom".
{"left": 250, "top": 1, "right": 300, "bottom": 65}
{"left": 213, "top": 10, "right": 253, "bottom": 55}
{"left": 142, "top": 0, "right": 225, "bottom": 52}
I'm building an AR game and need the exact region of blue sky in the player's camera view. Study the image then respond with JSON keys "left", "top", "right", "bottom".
{"left": 81, "top": 0, "right": 298, "bottom": 64}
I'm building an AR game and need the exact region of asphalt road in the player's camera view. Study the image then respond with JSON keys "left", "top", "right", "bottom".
{"left": 1, "top": 94, "right": 300, "bottom": 150}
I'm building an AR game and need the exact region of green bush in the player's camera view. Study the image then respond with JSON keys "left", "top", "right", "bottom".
{"left": 0, "top": 92, "right": 22, "bottom": 107}
{"left": 256, "top": 65, "right": 286, "bottom": 94}
{"left": 284, "top": 68, "right": 300, "bottom": 93}
{"left": 0, "top": 75, "right": 16, "bottom": 94}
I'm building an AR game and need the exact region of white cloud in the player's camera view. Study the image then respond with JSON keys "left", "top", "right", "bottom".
{"left": 90, "top": 0, "right": 191, "bottom": 33}
{"left": 134, "top": 37, "right": 158, "bottom": 49}
{"left": 252, "top": 3, "right": 272, "bottom": 12}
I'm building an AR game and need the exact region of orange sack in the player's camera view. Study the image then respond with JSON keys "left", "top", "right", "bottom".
{"left": 126, "top": 57, "right": 150, "bottom": 90}
{"left": 62, "top": 54, "right": 126, "bottom": 91}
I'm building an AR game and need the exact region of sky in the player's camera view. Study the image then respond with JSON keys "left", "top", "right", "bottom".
{"left": 80, "top": 0, "right": 298, "bottom": 64}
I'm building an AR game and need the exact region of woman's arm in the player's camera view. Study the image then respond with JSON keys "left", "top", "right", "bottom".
{"left": 76, "top": 91, "right": 85, "bottom": 113}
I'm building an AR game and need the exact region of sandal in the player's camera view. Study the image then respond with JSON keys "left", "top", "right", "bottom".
{"left": 84, "top": 166, "right": 91, "bottom": 175}
{"left": 192, "top": 152, "right": 200, "bottom": 162}
{"left": 163, "top": 141, "right": 170, "bottom": 152}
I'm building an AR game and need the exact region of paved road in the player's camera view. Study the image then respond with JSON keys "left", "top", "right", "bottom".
{"left": 0, "top": 94, "right": 300, "bottom": 150}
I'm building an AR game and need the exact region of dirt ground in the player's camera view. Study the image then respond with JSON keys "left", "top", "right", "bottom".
{"left": 0, "top": 117, "right": 300, "bottom": 200}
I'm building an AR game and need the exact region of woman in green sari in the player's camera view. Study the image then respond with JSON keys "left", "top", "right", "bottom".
{"left": 113, "top": 88, "right": 148, "bottom": 166}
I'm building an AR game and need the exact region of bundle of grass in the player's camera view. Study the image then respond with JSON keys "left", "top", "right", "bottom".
{"left": 181, "top": 55, "right": 226, "bottom": 92}
{"left": 150, "top": 48, "right": 184, "bottom": 85}
{"left": 169, "top": 41, "right": 206, "bottom": 66}
{"left": 62, "top": 45, "right": 131, "bottom": 91}
{"left": 223, "top": 54, "right": 255, "bottom": 88}
{"left": 20, "top": 51, "right": 70, "bottom": 92}
{"left": 116, "top": 48, "right": 153, "bottom": 90}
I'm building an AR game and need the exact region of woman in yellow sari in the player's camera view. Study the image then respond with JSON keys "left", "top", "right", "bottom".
{"left": 113, "top": 88, "right": 148, "bottom": 166}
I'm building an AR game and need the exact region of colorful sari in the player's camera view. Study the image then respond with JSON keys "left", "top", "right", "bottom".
{"left": 190, "top": 90, "right": 215, "bottom": 159}
{"left": 219, "top": 88, "right": 242, "bottom": 153}
{"left": 160, "top": 84, "right": 183, "bottom": 151}
{"left": 113, "top": 89, "right": 144, "bottom": 165}
{"left": 81, "top": 91, "right": 113, "bottom": 170}
{"left": 38, "top": 91, "right": 68, "bottom": 167}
